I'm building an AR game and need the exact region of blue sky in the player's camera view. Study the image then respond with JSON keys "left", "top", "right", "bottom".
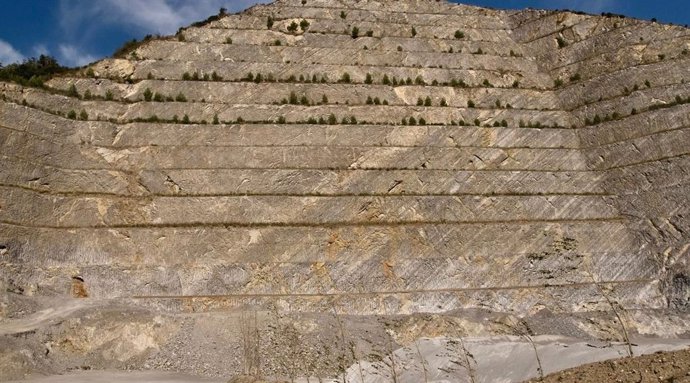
{"left": 0, "top": 0, "right": 688, "bottom": 67}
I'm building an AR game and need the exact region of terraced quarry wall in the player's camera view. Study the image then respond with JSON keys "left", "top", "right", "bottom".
{"left": 1, "top": 1, "right": 689, "bottom": 381}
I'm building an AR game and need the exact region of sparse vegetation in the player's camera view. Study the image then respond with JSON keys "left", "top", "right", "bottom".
{"left": 351, "top": 27, "right": 360, "bottom": 39}
{"left": 454, "top": 30, "right": 465, "bottom": 39}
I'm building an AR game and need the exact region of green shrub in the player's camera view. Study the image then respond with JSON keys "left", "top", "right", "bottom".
{"left": 350, "top": 116, "right": 357, "bottom": 124}
{"left": 177, "top": 33, "right": 186, "bottom": 42}
{"left": 143, "top": 88, "right": 153, "bottom": 101}
{"left": 274, "top": 39, "right": 282, "bottom": 46}
{"left": 475, "top": 48, "right": 483, "bottom": 55}
{"left": 339, "top": 72, "right": 351, "bottom": 83}
{"left": 415, "top": 76, "right": 425, "bottom": 85}
{"left": 474, "top": 118, "right": 480, "bottom": 126}
{"left": 554, "top": 78, "right": 564, "bottom": 88}
{"left": 175, "top": 92, "right": 187, "bottom": 102}
{"left": 418, "top": 117, "right": 426, "bottom": 124}
{"left": 397, "top": 46, "right": 403, "bottom": 52}
{"left": 153, "top": 92, "right": 164, "bottom": 102}
{"left": 83, "top": 89, "right": 92, "bottom": 100}
{"left": 212, "top": 71, "right": 223, "bottom": 81}
{"left": 501, "top": 119, "right": 508, "bottom": 127}
{"left": 322, "top": 94, "right": 328, "bottom": 104}
{"left": 417, "top": 97, "right": 424, "bottom": 106}
{"left": 401, "top": 117, "right": 407, "bottom": 125}
{"left": 424, "top": 96, "right": 432, "bottom": 106}
{"left": 67, "top": 84, "right": 79, "bottom": 98}
{"left": 454, "top": 30, "right": 465, "bottom": 39}
{"left": 482, "top": 79, "right": 492, "bottom": 87}
{"left": 408, "top": 116, "right": 416, "bottom": 125}
{"left": 67, "top": 110, "right": 77, "bottom": 119}
{"left": 373, "top": 97, "right": 381, "bottom": 105}
{"left": 411, "top": 27, "right": 417, "bottom": 37}
{"left": 366, "top": 30, "right": 373, "bottom": 37}
{"left": 277, "top": 116, "right": 286, "bottom": 124}
{"left": 287, "top": 21, "right": 299, "bottom": 33}
{"left": 267, "top": 16, "right": 274, "bottom": 29}
{"left": 254, "top": 73, "right": 263, "bottom": 83}
{"left": 300, "top": 19, "right": 310, "bottom": 31}
{"left": 512, "top": 80, "right": 520, "bottom": 88}
{"left": 182, "top": 114, "right": 190, "bottom": 123}
{"left": 328, "top": 113, "right": 337, "bottom": 125}
{"left": 467, "top": 100, "right": 475, "bottom": 108}
{"left": 340, "top": 11, "right": 346, "bottom": 19}
{"left": 382, "top": 99, "right": 388, "bottom": 105}
{"left": 366, "top": 96, "right": 373, "bottom": 105}
{"left": 300, "top": 95, "right": 309, "bottom": 105}
{"left": 556, "top": 37, "right": 567, "bottom": 48}
{"left": 645, "top": 80, "right": 651, "bottom": 88}
{"left": 105, "top": 90, "right": 114, "bottom": 101}
{"left": 382, "top": 74, "right": 391, "bottom": 85}
{"left": 351, "top": 27, "right": 359, "bottom": 39}
{"left": 440, "top": 98, "right": 448, "bottom": 107}
{"left": 365, "top": 73, "right": 373, "bottom": 84}
{"left": 182, "top": 72, "right": 191, "bottom": 80}
{"left": 289, "top": 91, "right": 298, "bottom": 104}
{"left": 225, "top": 37, "right": 233, "bottom": 44}
{"left": 569, "top": 73, "right": 581, "bottom": 82}
{"left": 213, "top": 114, "right": 220, "bottom": 124}
{"left": 79, "top": 110, "right": 88, "bottom": 120}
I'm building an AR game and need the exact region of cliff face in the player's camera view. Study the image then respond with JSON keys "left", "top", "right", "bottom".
{"left": 1, "top": 1, "right": 689, "bottom": 381}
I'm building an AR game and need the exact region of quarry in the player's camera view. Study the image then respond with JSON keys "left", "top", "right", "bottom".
{"left": 1, "top": 0, "right": 689, "bottom": 381}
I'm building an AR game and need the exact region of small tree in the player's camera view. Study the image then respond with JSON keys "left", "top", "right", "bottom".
{"left": 175, "top": 92, "right": 187, "bottom": 102}
{"left": 339, "top": 72, "right": 351, "bottom": 83}
{"left": 340, "top": 11, "right": 346, "bottom": 19}
{"left": 79, "top": 110, "right": 88, "bottom": 120}
{"left": 417, "top": 97, "right": 424, "bottom": 106}
{"left": 143, "top": 88, "right": 153, "bottom": 101}
{"left": 467, "top": 100, "right": 475, "bottom": 108}
{"left": 411, "top": 27, "right": 417, "bottom": 37}
{"left": 382, "top": 74, "right": 391, "bottom": 85}
{"left": 182, "top": 114, "right": 190, "bottom": 123}
{"left": 365, "top": 73, "right": 373, "bottom": 84}
{"left": 328, "top": 113, "right": 337, "bottom": 125}
{"left": 454, "top": 30, "right": 465, "bottom": 39}
{"left": 267, "top": 16, "right": 274, "bottom": 29}
{"left": 322, "top": 94, "right": 328, "bottom": 104}
{"left": 424, "top": 96, "right": 432, "bottom": 106}
{"left": 68, "top": 84, "right": 79, "bottom": 98}
{"left": 287, "top": 21, "right": 299, "bottom": 33}
{"left": 351, "top": 27, "right": 359, "bottom": 39}
{"left": 440, "top": 98, "right": 448, "bottom": 107}
{"left": 213, "top": 114, "right": 220, "bottom": 124}
{"left": 67, "top": 110, "right": 77, "bottom": 119}
{"left": 300, "top": 19, "right": 310, "bottom": 31}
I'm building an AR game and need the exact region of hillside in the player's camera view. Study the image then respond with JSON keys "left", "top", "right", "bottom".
{"left": 1, "top": 0, "right": 689, "bottom": 381}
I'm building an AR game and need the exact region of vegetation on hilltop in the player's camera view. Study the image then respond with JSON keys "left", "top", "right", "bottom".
{"left": 0, "top": 55, "right": 69, "bottom": 87}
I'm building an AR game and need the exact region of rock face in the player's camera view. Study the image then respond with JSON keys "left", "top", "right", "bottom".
{"left": 1, "top": 0, "right": 689, "bottom": 381}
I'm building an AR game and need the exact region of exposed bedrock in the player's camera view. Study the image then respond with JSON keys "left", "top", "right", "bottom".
{"left": 1, "top": 0, "right": 689, "bottom": 381}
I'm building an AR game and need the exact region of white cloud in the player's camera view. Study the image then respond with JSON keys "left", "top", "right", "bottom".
{"left": 0, "top": 39, "right": 25, "bottom": 65}
{"left": 59, "top": 0, "right": 270, "bottom": 36}
{"left": 32, "top": 44, "right": 50, "bottom": 57}
{"left": 58, "top": 44, "right": 98, "bottom": 67}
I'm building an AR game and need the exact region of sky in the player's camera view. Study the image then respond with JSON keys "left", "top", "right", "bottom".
{"left": 0, "top": 0, "right": 688, "bottom": 67}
